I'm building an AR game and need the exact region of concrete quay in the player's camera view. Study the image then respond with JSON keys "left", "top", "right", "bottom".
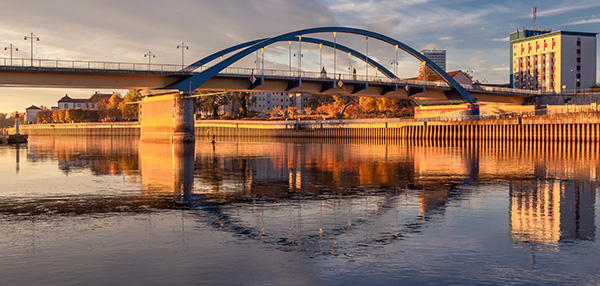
{"left": 9, "top": 111, "right": 600, "bottom": 142}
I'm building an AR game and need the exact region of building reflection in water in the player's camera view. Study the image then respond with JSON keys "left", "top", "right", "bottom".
{"left": 510, "top": 180, "right": 595, "bottom": 248}
{"left": 20, "top": 136, "right": 600, "bottom": 256}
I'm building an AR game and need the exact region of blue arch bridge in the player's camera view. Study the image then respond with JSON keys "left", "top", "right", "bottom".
{"left": 0, "top": 27, "right": 542, "bottom": 141}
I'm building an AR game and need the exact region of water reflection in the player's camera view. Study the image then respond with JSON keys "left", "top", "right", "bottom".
{"left": 6, "top": 137, "right": 600, "bottom": 256}
{"left": 510, "top": 180, "right": 596, "bottom": 247}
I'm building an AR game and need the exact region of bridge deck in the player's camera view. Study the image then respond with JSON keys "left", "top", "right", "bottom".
{"left": 0, "top": 58, "right": 542, "bottom": 104}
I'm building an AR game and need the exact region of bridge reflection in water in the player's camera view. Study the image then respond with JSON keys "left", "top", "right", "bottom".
{"left": 17, "top": 136, "right": 599, "bottom": 255}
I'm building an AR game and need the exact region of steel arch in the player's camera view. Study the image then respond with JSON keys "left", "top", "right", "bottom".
{"left": 177, "top": 27, "right": 476, "bottom": 103}
{"left": 186, "top": 36, "right": 396, "bottom": 79}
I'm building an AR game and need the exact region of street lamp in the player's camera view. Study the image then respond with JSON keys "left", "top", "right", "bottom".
{"left": 570, "top": 68, "right": 577, "bottom": 93}
{"left": 293, "top": 51, "right": 303, "bottom": 73}
{"left": 319, "top": 43, "right": 323, "bottom": 71}
{"left": 391, "top": 59, "right": 399, "bottom": 89}
{"left": 24, "top": 32, "right": 39, "bottom": 66}
{"left": 4, "top": 44, "right": 18, "bottom": 65}
{"left": 295, "top": 35, "right": 303, "bottom": 84}
{"left": 144, "top": 51, "right": 155, "bottom": 69}
{"left": 348, "top": 52, "right": 352, "bottom": 76}
{"left": 177, "top": 42, "right": 189, "bottom": 70}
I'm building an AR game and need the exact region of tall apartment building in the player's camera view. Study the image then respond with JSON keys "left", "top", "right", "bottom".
{"left": 510, "top": 29, "right": 597, "bottom": 93}
{"left": 420, "top": 49, "right": 446, "bottom": 71}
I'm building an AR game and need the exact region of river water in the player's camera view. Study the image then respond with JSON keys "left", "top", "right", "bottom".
{"left": 1, "top": 136, "right": 599, "bottom": 285}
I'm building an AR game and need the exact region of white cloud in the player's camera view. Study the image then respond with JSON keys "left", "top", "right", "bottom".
{"left": 536, "top": 2, "right": 600, "bottom": 17}
{"left": 563, "top": 17, "right": 600, "bottom": 25}
{"left": 488, "top": 37, "right": 509, "bottom": 42}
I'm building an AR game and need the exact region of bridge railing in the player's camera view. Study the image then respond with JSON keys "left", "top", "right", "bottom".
{"left": 465, "top": 84, "right": 545, "bottom": 95}
{"left": 0, "top": 57, "right": 551, "bottom": 96}
{"left": 0, "top": 57, "right": 185, "bottom": 72}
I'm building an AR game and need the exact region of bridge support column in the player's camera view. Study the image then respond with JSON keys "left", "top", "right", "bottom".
{"left": 140, "top": 90, "right": 195, "bottom": 142}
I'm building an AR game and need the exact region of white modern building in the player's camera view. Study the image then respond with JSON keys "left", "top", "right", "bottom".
{"left": 420, "top": 49, "right": 446, "bottom": 71}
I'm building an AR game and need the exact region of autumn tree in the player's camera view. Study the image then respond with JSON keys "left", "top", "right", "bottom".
{"left": 84, "top": 109, "right": 100, "bottom": 122}
{"left": 269, "top": 106, "right": 286, "bottom": 119}
{"left": 308, "top": 94, "right": 333, "bottom": 109}
{"left": 195, "top": 90, "right": 228, "bottom": 119}
{"left": 36, "top": 107, "right": 53, "bottom": 123}
{"left": 417, "top": 64, "right": 437, "bottom": 81}
{"left": 98, "top": 93, "right": 123, "bottom": 121}
{"left": 358, "top": 97, "right": 379, "bottom": 113}
{"left": 119, "top": 89, "right": 142, "bottom": 120}
{"left": 286, "top": 106, "right": 297, "bottom": 119}
{"left": 52, "top": 109, "right": 66, "bottom": 123}
{"left": 0, "top": 113, "right": 14, "bottom": 128}
{"left": 302, "top": 107, "right": 315, "bottom": 118}
{"left": 233, "top": 91, "right": 254, "bottom": 117}
{"left": 66, "top": 108, "right": 85, "bottom": 123}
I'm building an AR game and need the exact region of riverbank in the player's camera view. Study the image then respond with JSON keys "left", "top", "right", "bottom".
{"left": 9, "top": 111, "right": 600, "bottom": 142}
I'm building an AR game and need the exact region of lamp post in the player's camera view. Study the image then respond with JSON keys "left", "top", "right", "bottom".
{"left": 177, "top": 42, "right": 189, "bottom": 70}
{"left": 570, "top": 68, "right": 577, "bottom": 93}
{"left": 319, "top": 43, "right": 323, "bottom": 71}
{"left": 348, "top": 52, "right": 352, "bottom": 76}
{"left": 24, "top": 32, "right": 39, "bottom": 66}
{"left": 295, "top": 35, "right": 303, "bottom": 84}
{"left": 144, "top": 51, "right": 155, "bottom": 69}
{"left": 4, "top": 44, "right": 18, "bottom": 65}
{"left": 365, "top": 36, "right": 369, "bottom": 88}
{"left": 391, "top": 59, "right": 399, "bottom": 90}
{"left": 293, "top": 51, "right": 303, "bottom": 81}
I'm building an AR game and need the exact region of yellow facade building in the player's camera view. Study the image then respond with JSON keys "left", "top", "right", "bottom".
{"left": 509, "top": 30, "right": 597, "bottom": 93}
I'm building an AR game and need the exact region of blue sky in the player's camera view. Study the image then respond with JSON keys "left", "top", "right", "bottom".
{"left": 0, "top": 0, "right": 599, "bottom": 113}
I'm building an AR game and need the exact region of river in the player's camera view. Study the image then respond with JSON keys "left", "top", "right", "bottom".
{"left": 1, "top": 136, "right": 599, "bottom": 285}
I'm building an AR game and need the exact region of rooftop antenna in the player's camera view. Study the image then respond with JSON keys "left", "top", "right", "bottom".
{"left": 531, "top": 7, "right": 537, "bottom": 30}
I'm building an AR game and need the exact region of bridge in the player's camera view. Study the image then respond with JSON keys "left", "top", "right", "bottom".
{"left": 0, "top": 61, "right": 537, "bottom": 104}
{"left": 0, "top": 26, "right": 543, "bottom": 141}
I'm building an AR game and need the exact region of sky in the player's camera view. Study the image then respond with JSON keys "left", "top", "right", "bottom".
{"left": 1, "top": 0, "right": 599, "bottom": 113}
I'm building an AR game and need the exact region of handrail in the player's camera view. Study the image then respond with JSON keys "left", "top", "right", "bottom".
{"left": 0, "top": 57, "right": 570, "bottom": 96}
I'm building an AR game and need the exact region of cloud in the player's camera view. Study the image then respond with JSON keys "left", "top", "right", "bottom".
{"left": 536, "top": 2, "right": 600, "bottom": 17}
{"left": 488, "top": 37, "right": 509, "bottom": 42}
{"left": 563, "top": 17, "right": 600, "bottom": 25}
{"left": 439, "top": 37, "right": 455, "bottom": 41}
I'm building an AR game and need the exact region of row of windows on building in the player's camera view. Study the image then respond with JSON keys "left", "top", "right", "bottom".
{"left": 513, "top": 38, "right": 557, "bottom": 56}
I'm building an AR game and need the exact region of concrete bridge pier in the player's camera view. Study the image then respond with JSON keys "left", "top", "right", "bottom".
{"left": 139, "top": 89, "right": 195, "bottom": 142}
